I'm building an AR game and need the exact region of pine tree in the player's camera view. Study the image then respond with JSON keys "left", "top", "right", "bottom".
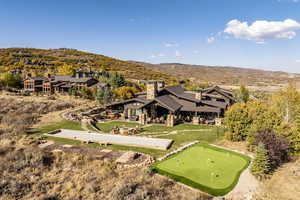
{"left": 290, "top": 114, "right": 300, "bottom": 154}
{"left": 96, "top": 87, "right": 113, "bottom": 105}
{"left": 236, "top": 84, "right": 250, "bottom": 103}
{"left": 251, "top": 143, "right": 271, "bottom": 179}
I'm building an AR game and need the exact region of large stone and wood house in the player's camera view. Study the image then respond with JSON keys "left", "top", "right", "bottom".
{"left": 23, "top": 71, "right": 104, "bottom": 94}
{"left": 106, "top": 81, "right": 235, "bottom": 126}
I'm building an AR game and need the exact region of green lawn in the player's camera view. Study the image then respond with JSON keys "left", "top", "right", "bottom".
{"left": 142, "top": 124, "right": 212, "bottom": 133}
{"left": 96, "top": 121, "right": 141, "bottom": 133}
{"left": 151, "top": 143, "right": 250, "bottom": 196}
{"left": 33, "top": 120, "right": 225, "bottom": 158}
{"left": 29, "top": 120, "right": 83, "bottom": 135}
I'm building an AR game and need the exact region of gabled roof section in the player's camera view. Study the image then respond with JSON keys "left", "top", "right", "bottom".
{"left": 52, "top": 75, "right": 96, "bottom": 83}
{"left": 155, "top": 95, "right": 182, "bottom": 112}
{"left": 107, "top": 97, "right": 150, "bottom": 107}
{"left": 201, "top": 100, "right": 228, "bottom": 109}
{"left": 25, "top": 76, "right": 48, "bottom": 81}
{"left": 202, "top": 86, "right": 235, "bottom": 101}
{"left": 160, "top": 85, "right": 201, "bottom": 103}
{"left": 138, "top": 95, "right": 182, "bottom": 112}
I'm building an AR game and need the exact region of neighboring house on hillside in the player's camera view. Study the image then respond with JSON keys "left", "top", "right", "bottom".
{"left": 106, "top": 81, "right": 235, "bottom": 126}
{"left": 24, "top": 71, "right": 105, "bottom": 94}
{"left": 23, "top": 76, "right": 49, "bottom": 93}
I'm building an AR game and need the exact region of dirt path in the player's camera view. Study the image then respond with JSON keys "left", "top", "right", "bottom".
{"left": 225, "top": 167, "right": 260, "bottom": 200}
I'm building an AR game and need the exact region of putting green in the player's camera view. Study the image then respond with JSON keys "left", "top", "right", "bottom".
{"left": 151, "top": 143, "right": 250, "bottom": 196}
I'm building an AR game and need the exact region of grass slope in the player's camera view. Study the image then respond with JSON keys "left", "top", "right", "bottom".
{"left": 0, "top": 48, "right": 177, "bottom": 83}
{"left": 96, "top": 121, "right": 141, "bottom": 133}
{"left": 151, "top": 143, "right": 250, "bottom": 196}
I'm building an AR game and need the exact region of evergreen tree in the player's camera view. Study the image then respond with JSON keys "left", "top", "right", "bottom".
{"left": 290, "top": 114, "right": 300, "bottom": 154}
{"left": 236, "top": 84, "right": 250, "bottom": 103}
{"left": 251, "top": 143, "right": 271, "bottom": 179}
{"left": 0, "top": 72, "right": 22, "bottom": 88}
{"left": 96, "top": 87, "right": 113, "bottom": 105}
{"left": 110, "top": 72, "right": 126, "bottom": 88}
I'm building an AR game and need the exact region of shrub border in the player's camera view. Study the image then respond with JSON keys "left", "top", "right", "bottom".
{"left": 150, "top": 143, "right": 251, "bottom": 196}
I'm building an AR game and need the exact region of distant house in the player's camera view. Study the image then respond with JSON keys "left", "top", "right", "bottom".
{"left": 24, "top": 71, "right": 106, "bottom": 94}
{"left": 23, "top": 76, "right": 49, "bottom": 93}
{"left": 106, "top": 81, "right": 235, "bottom": 126}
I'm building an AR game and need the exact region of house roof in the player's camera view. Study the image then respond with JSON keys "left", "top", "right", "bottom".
{"left": 107, "top": 85, "right": 231, "bottom": 114}
{"left": 52, "top": 75, "right": 94, "bottom": 83}
{"left": 161, "top": 85, "right": 201, "bottom": 103}
{"left": 201, "top": 100, "right": 227, "bottom": 109}
{"left": 107, "top": 97, "right": 150, "bottom": 107}
{"left": 202, "top": 86, "right": 235, "bottom": 101}
{"left": 140, "top": 95, "right": 182, "bottom": 112}
{"left": 25, "top": 76, "right": 49, "bottom": 81}
{"left": 180, "top": 104, "right": 221, "bottom": 113}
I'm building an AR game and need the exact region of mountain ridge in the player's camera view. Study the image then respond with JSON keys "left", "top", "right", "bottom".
{"left": 129, "top": 61, "right": 300, "bottom": 86}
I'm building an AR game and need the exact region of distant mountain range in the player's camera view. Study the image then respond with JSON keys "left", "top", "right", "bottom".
{"left": 0, "top": 47, "right": 299, "bottom": 87}
{"left": 129, "top": 61, "right": 300, "bottom": 86}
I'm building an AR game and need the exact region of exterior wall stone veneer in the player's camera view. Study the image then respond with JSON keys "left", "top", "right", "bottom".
{"left": 166, "top": 114, "right": 175, "bottom": 127}
{"left": 192, "top": 116, "right": 200, "bottom": 125}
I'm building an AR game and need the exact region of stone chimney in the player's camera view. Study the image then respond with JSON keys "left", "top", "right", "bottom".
{"left": 195, "top": 90, "right": 203, "bottom": 100}
{"left": 146, "top": 81, "right": 158, "bottom": 100}
{"left": 75, "top": 71, "right": 80, "bottom": 79}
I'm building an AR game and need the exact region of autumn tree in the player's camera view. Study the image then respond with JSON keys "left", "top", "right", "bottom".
{"left": 57, "top": 64, "right": 76, "bottom": 75}
{"left": 114, "top": 86, "right": 138, "bottom": 100}
{"left": 78, "top": 87, "right": 94, "bottom": 99}
{"left": 224, "top": 100, "right": 282, "bottom": 142}
{"left": 271, "top": 83, "right": 300, "bottom": 124}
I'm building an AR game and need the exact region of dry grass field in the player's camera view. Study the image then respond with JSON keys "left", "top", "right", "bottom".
{"left": 0, "top": 95, "right": 212, "bottom": 200}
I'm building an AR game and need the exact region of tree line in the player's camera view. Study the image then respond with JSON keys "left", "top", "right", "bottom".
{"left": 224, "top": 84, "right": 300, "bottom": 179}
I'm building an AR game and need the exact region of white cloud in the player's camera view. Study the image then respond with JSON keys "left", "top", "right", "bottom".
{"left": 150, "top": 55, "right": 157, "bottom": 59}
{"left": 175, "top": 50, "right": 182, "bottom": 57}
{"left": 224, "top": 19, "right": 300, "bottom": 43}
{"left": 207, "top": 36, "right": 215, "bottom": 44}
{"left": 193, "top": 50, "right": 200, "bottom": 54}
{"left": 296, "top": 60, "right": 300, "bottom": 63}
{"left": 278, "top": 0, "right": 299, "bottom": 2}
{"left": 164, "top": 42, "right": 179, "bottom": 47}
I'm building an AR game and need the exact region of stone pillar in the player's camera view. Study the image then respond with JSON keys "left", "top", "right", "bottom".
{"left": 127, "top": 108, "right": 132, "bottom": 120}
{"left": 215, "top": 118, "right": 222, "bottom": 126}
{"left": 146, "top": 81, "right": 158, "bottom": 100}
{"left": 192, "top": 116, "right": 200, "bottom": 125}
{"left": 195, "top": 90, "right": 203, "bottom": 100}
{"left": 139, "top": 113, "right": 147, "bottom": 125}
{"left": 166, "top": 114, "right": 175, "bottom": 127}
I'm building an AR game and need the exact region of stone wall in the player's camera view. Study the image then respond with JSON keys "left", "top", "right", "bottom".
{"left": 157, "top": 141, "right": 199, "bottom": 161}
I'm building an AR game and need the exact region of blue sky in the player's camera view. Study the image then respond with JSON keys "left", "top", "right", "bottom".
{"left": 1, "top": 0, "right": 300, "bottom": 72}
